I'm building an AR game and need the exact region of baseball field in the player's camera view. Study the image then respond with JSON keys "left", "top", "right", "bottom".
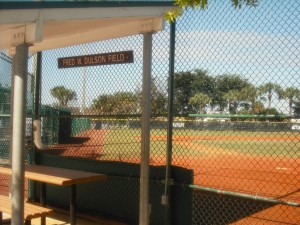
{"left": 42, "top": 127, "right": 300, "bottom": 223}
{"left": 99, "top": 129, "right": 299, "bottom": 199}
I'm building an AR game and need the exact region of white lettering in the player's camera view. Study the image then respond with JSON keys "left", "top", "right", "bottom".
{"left": 173, "top": 122, "right": 185, "bottom": 128}
{"left": 62, "top": 58, "right": 75, "bottom": 66}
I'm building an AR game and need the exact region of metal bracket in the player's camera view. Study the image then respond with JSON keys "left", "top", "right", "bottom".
{"left": 161, "top": 179, "right": 175, "bottom": 185}
{"left": 12, "top": 27, "right": 26, "bottom": 46}
{"left": 0, "top": 13, "right": 43, "bottom": 52}
{"left": 139, "top": 19, "right": 154, "bottom": 33}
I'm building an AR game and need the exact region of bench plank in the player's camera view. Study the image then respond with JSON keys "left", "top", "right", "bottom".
{"left": 0, "top": 164, "right": 106, "bottom": 186}
{"left": 0, "top": 195, "right": 53, "bottom": 221}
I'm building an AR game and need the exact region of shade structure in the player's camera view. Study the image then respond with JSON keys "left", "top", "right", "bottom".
{"left": 0, "top": 1, "right": 174, "bottom": 225}
{"left": 0, "top": 2, "right": 173, "bottom": 52}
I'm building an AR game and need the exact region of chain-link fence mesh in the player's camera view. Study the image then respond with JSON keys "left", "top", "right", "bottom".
{"left": 0, "top": 52, "right": 12, "bottom": 162}
{"left": 1, "top": 0, "right": 299, "bottom": 224}
{"left": 175, "top": 1, "right": 300, "bottom": 224}
{"left": 0, "top": 51, "right": 34, "bottom": 197}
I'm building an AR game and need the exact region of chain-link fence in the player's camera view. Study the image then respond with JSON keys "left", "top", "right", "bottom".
{"left": 174, "top": 1, "right": 300, "bottom": 224}
{"left": 1, "top": 0, "right": 299, "bottom": 224}
{"left": 0, "top": 52, "right": 12, "bottom": 161}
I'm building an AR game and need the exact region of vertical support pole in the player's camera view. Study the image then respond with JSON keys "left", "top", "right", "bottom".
{"left": 70, "top": 184, "right": 76, "bottom": 225}
{"left": 164, "top": 20, "right": 176, "bottom": 225}
{"left": 40, "top": 183, "right": 46, "bottom": 225}
{"left": 11, "top": 43, "right": 29, "bottom": 225}
{"left": 9, "top": 49, "right": 16, "bottom": 197}
{"left": 34, "top": 52, "right": 42, "bottom": 121}
{"left": 28, "top": 52, "right": 42, "bottom": 201}
{"left": 82, "top": 66, "right": 87, "bottom": 115}
{"left": 139, "top": 32, "right": 153, "bottom": 225}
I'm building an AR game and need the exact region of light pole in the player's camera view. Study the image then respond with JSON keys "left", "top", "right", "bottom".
{"left": 81, "top": 46, "right": 87, "bottom": 115}
{"left": 81, "top": 66, "right": 86, "bottom": 115}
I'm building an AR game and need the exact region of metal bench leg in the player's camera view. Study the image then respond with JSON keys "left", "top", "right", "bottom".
{"left": 70, "top": 184, "right": 76, "bottom": 225}
{"left": 25, "top": 219, "right": 31, "bottom": 225}
{"left": 40, "top": 183, "right": 46, "bottom": 225}
{"left": 0, "top": 211, "right": 3, "bottom": 225}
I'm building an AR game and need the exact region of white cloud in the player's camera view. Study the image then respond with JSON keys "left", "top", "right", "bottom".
{"left": 175, "top": 30, "right": 300, "bottom": 67}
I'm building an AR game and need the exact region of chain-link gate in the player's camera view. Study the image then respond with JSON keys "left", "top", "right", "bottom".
{"left": 0, "top": 0, "right": 299, "bottom": 224}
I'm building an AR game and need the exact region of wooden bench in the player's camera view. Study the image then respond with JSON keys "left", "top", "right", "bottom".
{"left": 0, "top": 195, "right": 53, "bottom": 225}
{"left": 0, "top": 164, "right": 106, "bottom": 225}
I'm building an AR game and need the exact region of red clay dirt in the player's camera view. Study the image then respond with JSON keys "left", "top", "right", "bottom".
{"left": 24, "top": 130, "right": 300, "bottom": 224}
{"left": 44, "top": 129, "right": 107, "bottom": 160}
{"left": 138, "top": 134, "right": 300, "bottom": 224}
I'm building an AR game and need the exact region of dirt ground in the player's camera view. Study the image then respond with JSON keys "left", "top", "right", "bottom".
{"left": 29, "top": 130, "right": 300, "bottom": 224}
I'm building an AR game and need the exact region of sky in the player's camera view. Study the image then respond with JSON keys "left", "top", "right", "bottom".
{"left": 5, "top": 0, "right": 300, "bottom": 115}
{"left": 172, "top": 0, "right": 300, "bottom": 113}
{"left": 175, "top": 0, "right": 299, "bottom": 80}
{"left": 0, "top": 52, "right": 12, "bottom": 88}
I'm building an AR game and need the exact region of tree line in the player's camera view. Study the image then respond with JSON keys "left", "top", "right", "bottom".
{"left": 50, "top": 69, "right": 300, "bottom": 117}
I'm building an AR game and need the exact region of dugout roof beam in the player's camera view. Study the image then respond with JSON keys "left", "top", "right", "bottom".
{"left": 0, "top": 1, "right": 173, "bottom": 52}
{"left": 0, "top": 1, "right": 174, "bottom": 225}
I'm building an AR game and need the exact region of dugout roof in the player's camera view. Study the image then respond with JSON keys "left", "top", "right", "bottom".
{"left": 0, "top": 1, "right": 174, "bottom": 52}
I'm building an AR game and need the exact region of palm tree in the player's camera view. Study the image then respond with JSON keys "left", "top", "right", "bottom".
{"left": 253, "top": 101, "right": 265, "bottom": 114}
{"left": 258, "top": 82, "right": 282, "bottom": 109}
{"left": 223, "top": 89, "right": 242, "bottom": 113}
{"left": 91, "top": 94, "right": 115, "bottom": 115}
{"left": 50, "top": 86, "right": 77, "bottom": 108}
{"left": 189, "top": 92, "right": 211, "bottom": 114}
{"left": 239, "top": 85, "right": 261, "bottom": 114}
{"left": 281, "top": 87, "right": 300, "bottom": 115}
{"left": 112, "top": 92, "right": 138, "bottom": 114}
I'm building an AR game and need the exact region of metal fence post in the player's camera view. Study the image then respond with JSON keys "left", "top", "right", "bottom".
{"left": 139, "top": 32, "right": 153, "bottom": 225}
{"left": 11, "top": 43, "right": 29, "bottom": 225}
{"left": 164, "top": 20, "right": 176, "bottom": 225}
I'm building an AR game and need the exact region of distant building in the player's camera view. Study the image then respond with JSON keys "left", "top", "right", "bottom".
{"left": 236, "top": 101, "right": 251, "bottom": 112}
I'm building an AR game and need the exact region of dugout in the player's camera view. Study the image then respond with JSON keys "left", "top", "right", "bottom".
{"left": 0, "top": 1, "right": 175, "bottom": 225}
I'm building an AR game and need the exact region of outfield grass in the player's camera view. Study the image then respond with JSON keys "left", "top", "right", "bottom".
{"left": 101, "top": 128, "right": 300, "bottom": 161}
{"left": 198, "top": 139, "right": 300, "bottom": 157}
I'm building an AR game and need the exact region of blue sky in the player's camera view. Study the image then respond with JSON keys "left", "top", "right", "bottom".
{"left": 0, "top": 52, "right": 12, "bottom": 88}
{"left": 175, "top": 0, "right": 299, "bottom": 80}
{"left": 173, "top": 0, "right": 300, "bottom": 113}
{"left": 22, "top": 0, "right": 300, "bottom": 114}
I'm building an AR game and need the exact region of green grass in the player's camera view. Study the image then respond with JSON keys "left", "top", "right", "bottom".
{"left": 100, "top": 128, "right": 300, "bottom": 160}
{"left": 199, "top": 139, "right": 300, "bottom": 157}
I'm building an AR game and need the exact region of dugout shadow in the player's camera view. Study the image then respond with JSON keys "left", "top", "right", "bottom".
{"left": 34, "top": 152, "right": 193, "bottom": 225}
{"left": 192, "top": 190, "right": 274, "bottom": 225}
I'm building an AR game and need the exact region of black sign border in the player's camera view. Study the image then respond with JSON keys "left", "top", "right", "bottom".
{"left": 58, "top": 50, "right": 134, "bottom": 69}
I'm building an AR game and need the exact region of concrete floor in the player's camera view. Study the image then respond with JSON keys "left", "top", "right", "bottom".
{"left": 3, "top": 211, "right": 127, "bottom": 225}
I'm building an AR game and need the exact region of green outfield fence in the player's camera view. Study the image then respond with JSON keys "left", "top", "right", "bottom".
{"left": 1, "top": 1, "right": 300, "bottom": 224}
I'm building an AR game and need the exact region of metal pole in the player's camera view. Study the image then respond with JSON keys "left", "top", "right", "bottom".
{"left": 27, "top": 52, "right": 42, "bottom": 202}
{"left": 189, "top": 184, "right": 300, "bottom": 207}
{"left": 70, "top": 184, "right": 76, "bottom": 225}
{"left": 139, "top": 32, "right": 152, "bottom": 225}
{"left": 9, "top": 50, "right": 16, "bottom": 196}
{"left": 11, "top": 43, "right": 29, "bottom": 225}
{"left": 34, "top": 52, "right": 42, "bottom": 121}
{"left": 82, "top": 47, "right": 87, "bottom": 115}
{"left": 40, "top": 183, "right": 46, "bottom": 225}
{"left": 164, "top": 20, "right": 176, "bottom": 225}
{"left": 82, "top": 66, "right": 86, "bottom": 115}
